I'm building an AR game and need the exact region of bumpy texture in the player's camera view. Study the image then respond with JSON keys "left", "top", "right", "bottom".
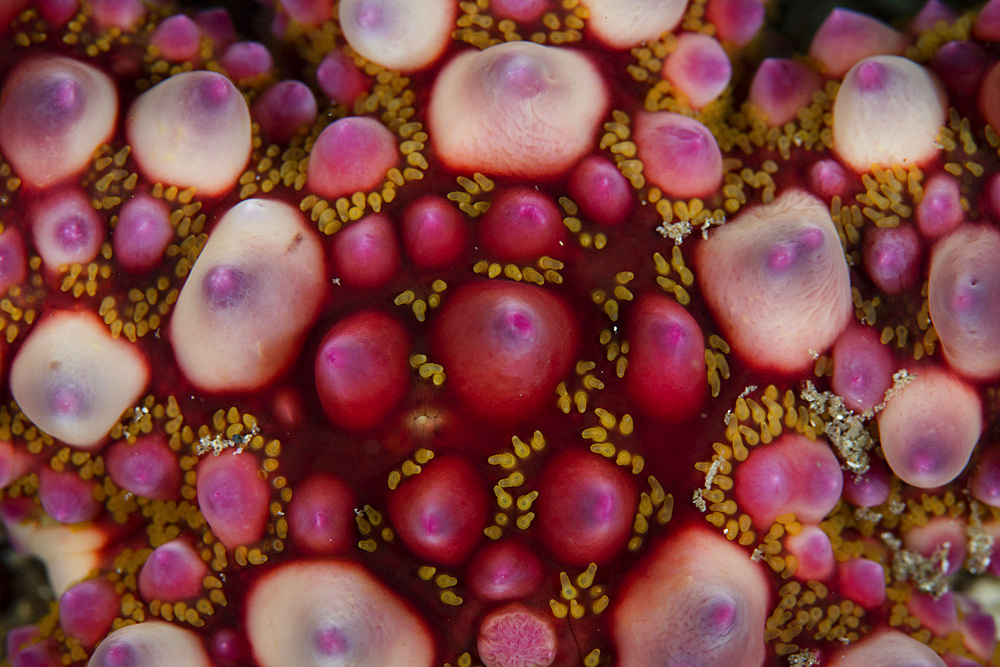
{"left": 2, "top": 1, "right": 1000, "bottom": 666}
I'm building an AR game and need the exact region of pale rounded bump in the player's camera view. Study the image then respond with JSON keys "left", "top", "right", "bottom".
{"left": 10, "top": 310, "right": 150, "bottom": 450}
{"left": 31, "top": 187, "right": 104, "bottom": 272}
{"left": 613, "top": 527, "right": 769, "bottom": 666}
{"left": 339, "top": 0, "right": 455, "bottom": 72}
{"left": 662, "top": 33, "right": 731, "bottom": 109}
{"left": 916, "top": 173, "right": 963, "bottom": 239}
{"left": 245, "top": 560, "right": 435, "bottom": 667}
{"left": 694, "top": 189, "right": 852, "bottom": 373}
{"left": 784, "top": 524, "right": 834, "bottom": 581}
{"left": 104, "top": 434, "right": 181, "bottom": 500}
{"left": 928, "top": 225, "right": 1000, "bottom": 380}
{"left": 877, "top": 366, "right": 982, "bottom": 489}
{"left": 477, "top": 604, "right": 557, "bottom": 667}
{"left": 169, "top": 199, "right": 325, "bottom": 392}
{"left": 634, "top": 111, "right": 723, "bottom": 198}
{"left": 838, "top": 558, "right": 886, "bottom": 608}
{"left": 581, "top": 0, "right": 688, "bottom": 49}
{"left": 89, "top": 620, "right": 213, "bottom": 667}
{"left": 808, "top": 9, "right": 907, "bottom": 78}
{"left": 126, "top": 71, "right": 251, "bottom": 197}
{"left": 90, "top": 0, "right": 145, "bottom": 30}
{"left": 251, "top": 80, "right": 318, "bottom": 143}
{"left": 828, "top": 628, "right": 946, "bottom": 666}
{"left": 733, "top": 433, "right": 843, "bottom": 528}
{"left": 150, "top": 14, "right": 202, "bottom": 63}
{"left": 428, "top": 41, "right": 608, "bottom": 179}
{"left": 306, "top": 116, "right": 398, "bottom": 200}
{"left": 748, "top": 58, "right": 822, "bottom": 127}
{"left": 833, "top": 55, "right": 946, "bottom": 173}
{"left": 0, "top": 506, "right": 109, "bottom": 595}
{"left": 0, "top": 55, "right": 116, "bottom": 189}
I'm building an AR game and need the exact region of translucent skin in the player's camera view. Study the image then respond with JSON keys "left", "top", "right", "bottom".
{"left": 748, "top": 58, "right": 823, "bottom": 127}
{"left": 807, "top": 8, "right": 908, "bottom": 77}
{"left": 877, "top": 366, "right": 983, "bottom": 489}
{"left": 58, "top": 579, "right": 120, "bottom": 647}
{"left": 287, "top": 473, "right": 357, "bottom": 556}
{"left": 10, "top": 310, "right": 149, "bottom": 450}
{"left": 694, "top": 189, "right": 852, "bottom": 374}
{"left": 535, "top": 448, "right": 637, "bottom": 565}
{"left": 784, "top": 524, "right": 834, "bottom": 581}
{"left": 733, "top": 433, "right": 844, "bottom": 529}
{"left": 38, "top": 466, "right": 101, "bottom": 524}
{"left": 195, "top": 449, "right": 270, "bottom": 550}
{"left": 903, "top": 516, "right": 966, "bottom": 576}
{"left": 338, "top": 0, "right": 455, "bottom": 72}
{"left": 103, "top": 435, "right": 181, "bottom": 501}
{"left": 400, "top": 195, "right": 469, "bottom": 269}
{"left": 0, "top": 54, "right": 117, "bottom": 189}
{"left": 244, "top": 560, "right": 435, "bottom": 667}
{"left": 137, "top": 539, "right": 209, "bottom": 602}
{"left": 705, "top": 0, "right": 765, "bottom": 46}
{"left": 306, "top": 116, "right": 399, "bottom": 200}
{"left": 111, "top": 193, "right": 173, "bottom": 274}
{"left": 387, "top": 455, "right": 489, "bottom": 565}
{"left": 88, "top": 621, "right": 213, "bottom": 667}
{"left": 431, "top": 281, "right": 579, "bottom": 424}
{"left": 329, "top": 213, "right": 401, "bottom": 289}
{"left": 916, "top": 174, "right": 964, "bottom": 239}
{"left": 970, "top": 445, "right": 1000, "bottom": 507}
{"left": 623, "top": 293, "right": 706, "bottom": 422}
{"left": 613, "top": 527, "right": 770, "bottom": 666}
{"left": 827, "top": 628, "right": 946, "bottom": 666}
{"left": 838, "top": 558, "right": 887, "bottom": 608}
{"left": 315, "top": 310, "right": 411, "bottom": 431}
{"left": 466, "top": 539, "right": 545, "bottom": 602}
{"left": 832, "top": 55, "right": 947, "bottom": 173}
{"left": 927, "top": 225, "right": 1000, "bottom": 380}
{"left": 169, "top": 198, "right": 325, "bottom": 392}
{"left": 634, "top": 111, "right": 723, "bottom": 198}
{"left": 565, "top": 155, "right": 633, "bottom": 226}
{"left": 149, "top": 14, "right": 201, "bottom": 62}
{"left": 250, "top": 79, "right": 318, "bottom": 143}
{"left": 662, "top": 32, "right": 732, "bottom": 109}
{"left": 428, "top": 41, "right": 608, "bottom": 178}
{"left": 126, "top": 70, "right": 251, "bottom": 197}
{"left": 478, "top": 188, "right": 566, "bottom": 262}
{"left": 830, "top": 323, "right": 896, "bottom": 413}
{"left": 316, "top": 50, "right": 370, "bottom": 106}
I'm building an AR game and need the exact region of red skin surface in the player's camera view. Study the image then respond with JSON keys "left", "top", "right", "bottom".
{"left": 387, "top": 455, "right": 489, "bottom": 566}
{"left": 315, "top": 310, "right": 412, "bottom": 431}
{"left": 534, "top": 449, "right": 637, "bottom": 566}
{"left": 431, "top": 281, "right": 579, "bottom": 424}
{"left": 6, "top": 3, "right": 1000, "bottom": 666}
{"left": 623, "top": 293, "right": 706, "bottom": 422}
